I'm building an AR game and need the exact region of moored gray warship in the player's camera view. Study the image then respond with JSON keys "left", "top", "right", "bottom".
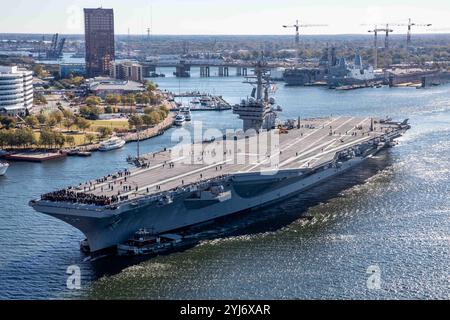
{"left": 29, "top": 60, "right": 410, "bottom": 257}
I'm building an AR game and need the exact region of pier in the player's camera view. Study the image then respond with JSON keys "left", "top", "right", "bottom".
{"left": 170, "top": 92, "right": 232, "bottom": 111}
{"left": 4, "top": 151, "right": 67, "bottom": 162}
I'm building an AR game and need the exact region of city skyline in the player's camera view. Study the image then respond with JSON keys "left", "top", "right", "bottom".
{"left": 1, "top": 0, "right": 449, "bottom": 35}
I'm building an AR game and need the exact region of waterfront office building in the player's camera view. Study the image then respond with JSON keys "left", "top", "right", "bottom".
{"left": 84, "top": 8, "right": 115, "bottom": 78}
{"left": 0, "top": 66, "right": 33, "bottom": 116}
{"left": 110, "top": 61, "right": 143, "bottom": 82}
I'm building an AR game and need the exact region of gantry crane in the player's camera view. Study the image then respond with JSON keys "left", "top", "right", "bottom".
{"left": 283, "top": 20, "right": 327, "bottom": 63}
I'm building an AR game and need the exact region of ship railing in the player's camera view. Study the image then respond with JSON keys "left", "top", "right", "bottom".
{"left": 110, "top": 175, "right": 233, "bottom": 208}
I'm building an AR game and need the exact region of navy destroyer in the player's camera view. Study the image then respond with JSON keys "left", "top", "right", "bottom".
{"left": 29, "top": 61, "right": 410, "bottom": 256}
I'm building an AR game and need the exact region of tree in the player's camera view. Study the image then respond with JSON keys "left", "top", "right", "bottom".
{"left": 143, "top": 107, "right": 154, "bottom": 115}
{"left": 37, "top": 113, "right": 48, "bottom": 126}
{"left": 50, "top": 110, "right": 63, "bottom": 126}
{"left": 39, "top": 128, "right": 55, "bottom": 148}
{"left": 2, "top": 130, "right": 16, "bottom": 148}
{"left": 104, "top": 106, "right": 113, "bottom": 114}
{"left": 63, "top": 118, "right": 74, "bottom": 131}
{"left": 143, "top": 111, "right": 161, "bottom": 126}
{"left": 79, "top": 106, "right": 102, "bottom": 119}
{"left": 97, "top": 126, "right": 113, "bottom": 138}
{"left": 122, "top": 94, "right": 136, "bottom": 106}
{"left": 65, "top": 135, "right": 75, "bottom": 147}
{"left": 159, "top": 105, "right": 169, "bottom": 118}
{"left": 33, "top": 64, "right": 47, "bottom": 78}
{"left": 62, "top": 108, "right": 74, "bottom": 119}
{"left": 157, "top": 109, "right": 167, "bottom": 121}
{"left": 0, "top": 116, "right": 16, "bottom": 129}
{"left": 147, "top": 82, "right": 157, "bottom": 92}
{"left": 85, "top": 96, "right": 101, "bottom": 107}
{"left": 105, "top": 94, "right": 121, "bottom": 105}
{"left": 0, "top": 130, "right": 8, "bottom": 148}
{"left": 24, "top": 115, "right": 39, "bottom": 128}
{"left": 68, "top": 76, "right": 84, "bottom": 87}
{"left": 34, "top": 94, "right": 47, "bottom": 105}
{"left": 54, "top": 132, "right": 66, "bottom": 148}
{"left": 75, "top": 117, "right": 91, "bottom": 132}
{"left": 14, "top": 128, "right": 36, "bottom": 148}
{"left": 45, "top": 117, "right": 57, "bottom": 128}
{"left": 141, "top": 114, "right": 152, "bottom": 127}
{"left": 85, "top": 133, "right": 96, "bottom": 144}
{"left": 128, "top": 115, "right": 143, "bottom": 130}
{"left": 136, "top": 93, "right": 150, "bottom": 105}
{"left": 159, "top": 105, "right": 169, "bottom": 114}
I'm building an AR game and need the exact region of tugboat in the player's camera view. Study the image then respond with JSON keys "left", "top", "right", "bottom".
{"left": 117, "top": 229, "right": 183, "bottom": 256}
{"left": 0, "top": 162, "right": 9, "bottom": 176}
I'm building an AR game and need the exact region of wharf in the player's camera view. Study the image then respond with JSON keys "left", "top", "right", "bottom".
{"left": 172, "top": 105, "right": 231, "bottom": 112}
{"left": 5, "top": 151, "right": 67, "bottom": 162}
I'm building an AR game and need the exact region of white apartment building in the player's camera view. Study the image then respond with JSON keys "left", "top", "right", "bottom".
{"left": 0, "top": 66, "right": 33, "bottom": 116}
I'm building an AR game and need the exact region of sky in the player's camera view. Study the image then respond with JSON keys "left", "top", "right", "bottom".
{"left": 1, "top": 0, "right": 449, "bottom": 35}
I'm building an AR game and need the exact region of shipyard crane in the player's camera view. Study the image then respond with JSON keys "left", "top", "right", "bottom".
{"left": 391, "top": 19, "right": 432, "bottom": 49}
{"left": 367, "top": 25, "right": 394, "bottom": 69}
{"left": 46, "top": 33, "right": 66, "bottom": 59}
{"left": 282, "top": 20, "right": 327, "bottom": 63}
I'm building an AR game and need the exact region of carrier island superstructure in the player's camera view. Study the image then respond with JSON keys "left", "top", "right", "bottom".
{"left": 29, "top": 61, "right": 410, "bottom": 256}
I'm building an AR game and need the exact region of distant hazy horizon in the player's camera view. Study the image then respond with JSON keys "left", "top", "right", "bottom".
{"left": 1, "top": 0, "right": 449, "bottom": 36}
{"left": 1, "top": 33, "right": 449, "bottom": 41}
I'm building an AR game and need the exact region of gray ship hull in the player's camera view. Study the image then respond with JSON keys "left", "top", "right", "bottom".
{"left": 31, "top": 155, "right": 366, "bottom": 255}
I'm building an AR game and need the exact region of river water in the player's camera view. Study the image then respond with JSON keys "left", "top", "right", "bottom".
{"left": 0, "top": 68, "right": 449, "bottom": 299}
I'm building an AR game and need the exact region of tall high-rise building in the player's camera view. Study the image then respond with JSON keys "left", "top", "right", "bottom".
{"left": 84, "top": 8, "right": 115, "bottom": 78}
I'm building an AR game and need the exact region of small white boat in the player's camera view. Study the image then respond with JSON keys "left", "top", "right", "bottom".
{"left": 99, "top": 137, "right": 126, "bottom": 151}
{"left": 200, "top": 96, "right": 212, "bottom": 106}
{"left": 174, "top": 113, "right": 186, "bottom": 126}
{"left": 180, "top": 107, "right": 192, "bottom": 121}
{"left": 0, "top": 162, "right": 9, "bottom": 176}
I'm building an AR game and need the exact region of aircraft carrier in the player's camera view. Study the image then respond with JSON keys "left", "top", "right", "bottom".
{"left": 29, "top": 61, "right": 410, "bottom": 256}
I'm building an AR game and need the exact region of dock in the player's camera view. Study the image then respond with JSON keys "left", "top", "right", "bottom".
{"left": 170, "top": 92, "right": 232, "bottom": 111}
{"left": 5, "top": 151, "right": 67, "bottom": 162}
